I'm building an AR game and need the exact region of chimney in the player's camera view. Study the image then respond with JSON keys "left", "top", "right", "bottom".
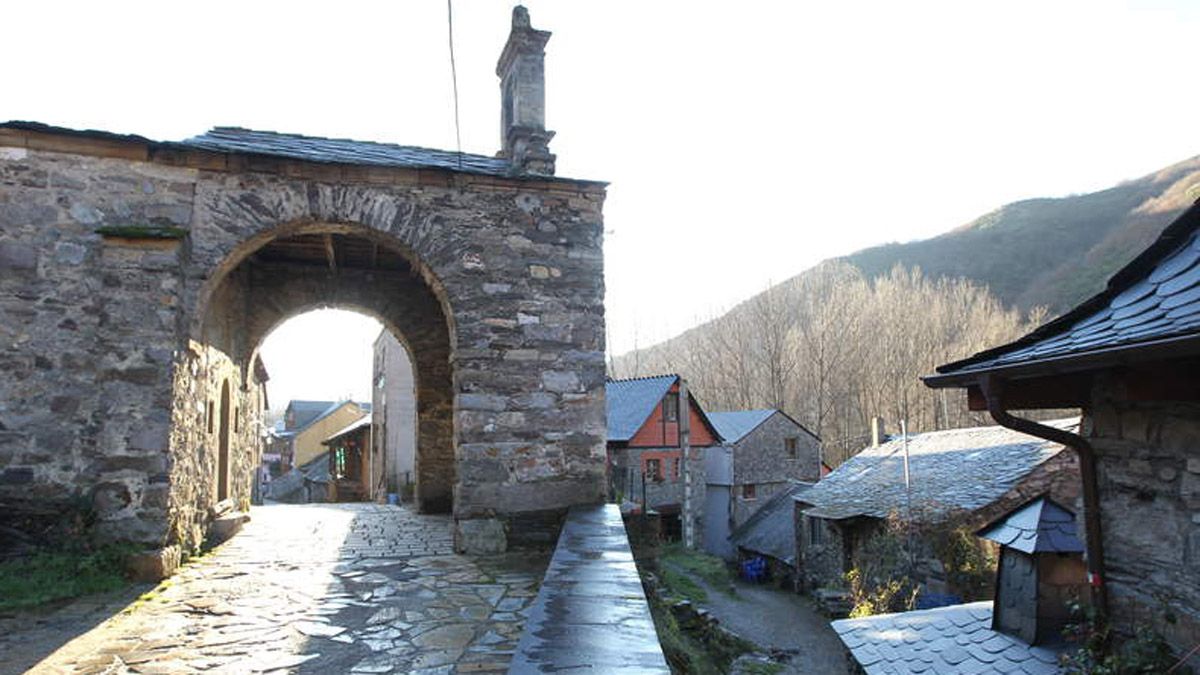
{"left": 496, "top": 6, "right": 556, "bottom": 175}
{"left": 870, "top": 417, "right": 886, "bottom": 447}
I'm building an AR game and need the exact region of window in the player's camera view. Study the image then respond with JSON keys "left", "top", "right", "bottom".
{"left": 663, "top": 393, "right": 679, "bottom": 422}
{"left": 808, "top": 516, "right": 825, "bottom": 546}
{"left": 645, "top": 458, "right": 663, "bottom": 481}
{"left": 785, "top": 437, "right": 798, "bottom": 458}
{"left": 672, "top": 458, "right": 681, "bottom": 479}
{"left": 742, "top": 483, "right": 756, "bottom": 500}
{"left": 206, "top": 400, "right": 215, "bottom": 434}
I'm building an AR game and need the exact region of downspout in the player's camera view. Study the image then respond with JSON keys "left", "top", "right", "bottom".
{"left": 980, "top": 374, "right": 1109, "bottom": 619}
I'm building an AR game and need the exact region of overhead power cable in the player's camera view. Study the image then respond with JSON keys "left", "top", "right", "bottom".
{"left": 447, "top": 0, "right": 464, "bottom": 171}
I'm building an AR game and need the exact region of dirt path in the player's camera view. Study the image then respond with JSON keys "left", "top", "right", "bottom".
{"left": 666, "top": 562, "right": 850, "bottom": 674}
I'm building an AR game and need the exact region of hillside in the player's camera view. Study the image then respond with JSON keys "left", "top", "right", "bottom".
{"left": 620, "top": 154, "right": 1200, "bottom": 367}
{"left": 844, "top": 155, "right": 1200, "bottom": 315}
{"left": 611, "top": 154, "right": 1200, "bottom": 450}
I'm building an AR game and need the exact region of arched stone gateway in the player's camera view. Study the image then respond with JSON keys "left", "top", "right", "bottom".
{"left": 0, "top": 7, "right": 606, "bottom": 565}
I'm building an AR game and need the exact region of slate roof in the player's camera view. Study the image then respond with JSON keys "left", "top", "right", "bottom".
{"left": 606, "top": 375, "right": 678, "bottom": 442}
{"left": 708, "top": 410, "right": 776, "bottom": 444}
{"left": 832, "top": 601, "right": 1067, "bottom": 674}
{"left": 978, "top": 496, "right": 1084, "bottom": 554}
{"left": 184, "top": 127, "right": 515, "bottom": 177}
{"left": 1, "top": 121, "right": 605, "bottom": 184}
{"left": 286, "top": 400, "right": 369, "bottom": 433}
{"left": 930, "top": 200, "right": 1200, "bottom": 382}
{"left": 286, "top": 400, "right": 338, "bottom": 431}
{"left": 797, "top": 420, "right": 1076, "bottom": 521}
{"left": 322, "top": 414, "right": 372, "bottom": 445}
{"left": 729, "top": 481, "right": 813, "bottom": 564}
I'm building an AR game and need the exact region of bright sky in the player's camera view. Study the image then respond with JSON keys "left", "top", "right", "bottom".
{"left": 6, "top": 1, "right": 1200, "bottom": 404}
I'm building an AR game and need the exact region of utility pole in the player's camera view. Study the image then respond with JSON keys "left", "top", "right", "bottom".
{"left": 680, "top": 377, "right": 694, "bottom": 550}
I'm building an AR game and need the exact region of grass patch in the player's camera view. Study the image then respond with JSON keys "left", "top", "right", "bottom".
{"left": 661, "top": 543, "right": 735, "bottom": 596}
{"left": 660, "top": 565, "right": 708, "bottom": 604}
{"left": 649, "top": 591, "right": 752, "bottom": 674}
{"left": 0, "top": 545, "right": 133, "bottom": 611}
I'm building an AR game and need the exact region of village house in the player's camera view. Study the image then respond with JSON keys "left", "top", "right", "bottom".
{"left": 279, "top": 400, "right": 371, "bottom": 470}
{"left": 707, "top": 409, "right": 822, "bottom": 529}
{"left": 832, "top": 497, "right": 1088, "bottom": 673}
{"left": 322, "top": 415, "right": 374, "bottom": 502}
{"left": 794, "top": 420, "right": 1080, "bottom": 598}
{"left": 606, "top": 375, "right": 721, "bottom": 539}
{"left": 262, "top": 400, "right": 369, "bottom": 503}
{"left": 924, "top": 200, "right": 1200, "bottom": 661}
{"left": 372, "top": 329, "right": 417, "bottom": 501}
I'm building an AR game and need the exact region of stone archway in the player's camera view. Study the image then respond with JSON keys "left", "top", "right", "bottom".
{"left": 210, "top": 223, "right": 455, "bottom": 512}
{"left": 0, "top": 120, "right": 608, "bottom": 560}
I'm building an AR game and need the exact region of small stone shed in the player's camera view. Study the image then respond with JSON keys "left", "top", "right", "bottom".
{"left": 794, "top": 421, "right": 1080, "bottom": 595}
{"left": 925, "top": 199, "right": 1200, "bottom": 659}
{"left": 728, "top": 480, "right": 812, "bottom": 585}
{"left": 0, "top": 8, "right": 607, "bottom": 562}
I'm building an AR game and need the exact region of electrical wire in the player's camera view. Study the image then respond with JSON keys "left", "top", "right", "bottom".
{"left": 446, "top": 0, "right": 464, "bottom": 171}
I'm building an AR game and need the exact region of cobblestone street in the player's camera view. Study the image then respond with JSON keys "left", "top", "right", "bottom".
{"left": 2, "top": 503, "right": 548, "bottom": 675}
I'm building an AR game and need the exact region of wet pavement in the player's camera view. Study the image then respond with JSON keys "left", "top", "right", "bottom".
{"left": 512, "top": 505, "right": 669, "bottom": 673}
{"left": 2, "top": 503, "right": 548, "bottom": 675}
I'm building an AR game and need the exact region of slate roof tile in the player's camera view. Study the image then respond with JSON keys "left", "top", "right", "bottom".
{"left": 605, "top": 375, "right": 677, "bottom": 442}
{"left": 977, "top": 496, "right": 1083, "bottom": 554}
{"left": 728, "top": 480, "right": 812, "bottom": 563}
{"left": 796, "top": 421, "right": 1075, "bottom": 522}
{"left": 707, "top": 409, "right": 776, "bottom": 444}
{"left": 832, "top": 602, "right": 1070, "bottom": 675}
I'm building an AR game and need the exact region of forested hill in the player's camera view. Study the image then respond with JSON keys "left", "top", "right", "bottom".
{"left": 844, "top": 154, "right": 1200, "bottom": 315}
{"left": 611, "top": 154, "right": 1200, "bottom": 456}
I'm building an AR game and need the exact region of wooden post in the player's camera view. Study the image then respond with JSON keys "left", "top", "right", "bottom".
{"left": 680, "top": 377, "right": 694, "bottom": 549}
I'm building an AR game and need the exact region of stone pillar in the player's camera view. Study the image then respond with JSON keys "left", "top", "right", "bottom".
{"left": 496, "top": 6, "right": 556, "bottom": 175}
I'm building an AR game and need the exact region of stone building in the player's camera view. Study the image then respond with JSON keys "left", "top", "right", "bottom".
{"left": 0, "top": 7, "right": 607, "bottom": 564}
{"left": 794, "top": 421, "right": 1080, "bottom": 596}
{"left": 371, "top": 329, "right": 417, "bottom": 500}
{"left": 925, "top": 200, "right": 1200, "bottom": 659}
{"left": 281, "top": 400, "right": 370, "bottom": 470}
{"left": 707, "top": 409, "right": 822, "bottom": 528}
{"left": 605, "top": 375, "right": 720, "bottom": 539}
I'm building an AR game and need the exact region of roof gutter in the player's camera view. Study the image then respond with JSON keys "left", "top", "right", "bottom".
{"left": 979, "top": 374, "right": 1108, "bottom": 619}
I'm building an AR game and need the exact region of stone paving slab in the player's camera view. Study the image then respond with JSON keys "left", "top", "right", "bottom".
{"left": 4, "top": 503, "right": 548, "bottom": 675}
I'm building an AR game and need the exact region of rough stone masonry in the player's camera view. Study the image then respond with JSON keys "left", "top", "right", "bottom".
{"left": 0, "top": 6, "right": 607, "bottom": 563}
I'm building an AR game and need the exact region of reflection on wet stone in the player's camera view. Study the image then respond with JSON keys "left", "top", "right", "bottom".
{"left": 16, "top": 503, "right": 546, "bottom": 674}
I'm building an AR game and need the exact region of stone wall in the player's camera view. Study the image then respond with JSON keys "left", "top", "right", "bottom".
{"left": 1084, "top": 384, "right": 1200, "bottom": 653}
{"left": 0, "top": 128, "right": 607, "bottom": 555}
{"left": 731, "top": 412, "right": 822, "bottom": 526}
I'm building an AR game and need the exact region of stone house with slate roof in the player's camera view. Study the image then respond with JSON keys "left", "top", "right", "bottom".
{"left": 0, "top": 7, "right": 607, "bottom": 563}
{"left": 605, "top": 375, "right": 721, "bottom": 538}
{"left": 728, "top": 480, "right": 812, "bottom": 584}
{"left": 707, "top": 409, "right": 822, "bottom": 528}
{"left": 794, "top": 421, "right": 1080, "bottom": 595}
{"left": 925, "top": 200, "right": 1200, "bottom": 661}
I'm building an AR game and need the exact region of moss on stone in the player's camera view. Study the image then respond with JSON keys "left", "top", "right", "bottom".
{"left": 95, "top": 225, "right": 188, "bottom": 240}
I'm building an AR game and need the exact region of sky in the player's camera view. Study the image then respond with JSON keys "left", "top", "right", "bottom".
{"left": 5, "top": 1, "right": 1200, "bottom": 406}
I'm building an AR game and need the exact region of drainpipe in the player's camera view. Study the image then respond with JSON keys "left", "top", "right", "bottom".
{"left": 980, "top": 374, "right": 1109, "bottom": 619}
